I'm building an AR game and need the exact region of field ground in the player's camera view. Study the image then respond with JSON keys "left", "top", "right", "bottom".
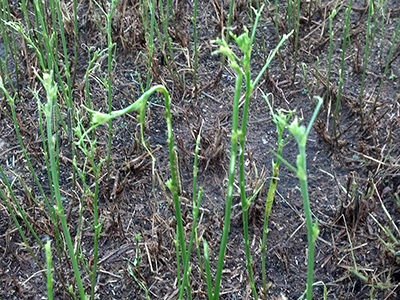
{"left": 0, "top": 0, "right": 400, "bottom": 299}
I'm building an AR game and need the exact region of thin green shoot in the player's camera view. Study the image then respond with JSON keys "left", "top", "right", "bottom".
{"left": 377, "top": 0, "right": 389, "bottom": 69}
{"left": 211, "top": 6, "right": 293, "bottom": 299}
{"left": 155, "top": 0, "right": 183, "bottom": 90}
{"left": 273, "top": 0, "right": 281, "bottom": 41}
{"left": 106, "top": 0, "right": 119, "bottom": 176}
{"left": 358, "top": 0, "right": 374, "bottom": 124}
{"left": 326, "top": 4, "right": 340, "bottom": 104}
{"left": 0, "top": 0, "right": 19, "bottom": 96}
{"left": 39, "top": 71, "right": 86, "bottom": 300}
{"left": 292, "top": 0, "right": 301, "bottom": 82}
{"left": 127, "top": 265, "right": 150, "bottom": 300}
{"left": 146, "top": 0, "right": 156, "bottom": 90}
{"left": 261, "top": 94, "right": 293, "bottom": 293}
{"left": 71, "top": 0, "right": 79, "bottom": 87}
{"left": 178, "top": 189, "right": 203, "bottom": 300}
{"left": 333, "top": 0, "right": 353, "bottom": 140}
{"left": 0, "top": 84, "right": 61, "bottom": 247}
{"left": 315, "top": 57, "right": 320, "bottom": 103}
{"left": 0, "top": 177, "right": 47, "bottom": 277}
{"left": 83, "top": 85, "right": 188, "bottom": 298}
{"left": 225, "top": 0, "right": 235, "bottom": 44}
{"left": 373, "top": 12, "right": 400, "bottom": 112}
{"left": 273, "top": 96, "right": 323, "bottom": 300}
{"left": 301, "top": 62, "right": 311, "bottom": 98}
{"left": 192, "top": 0, "right": 199, "bottom": 99}
{"left": 45, "top": 240, "right": 54, "bottom": 300}
{"left": 203, "top": 240, "right": 213, "bottom": 299}
{"left": 125, "top": 234, "right": 150, "bottom": 300}
{"left": 177, "top": 121, "right": 204, "bottom": 298}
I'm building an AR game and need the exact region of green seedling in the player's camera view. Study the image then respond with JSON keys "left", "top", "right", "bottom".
{"left": 287, "top": 0, "right": 301, "bottom": 82}
{"left": 272, "top": 96, "right": 323, "bottom": 300}
{"left": 82, "top": 85, "right": 196, "bottom": 297}
{"left": 106, "top": 0, "right": 118, "bottom": 175}
{"left": 126, "top": 234, "right": 151, "bottom": 300}
{"left": 358, "top": 0, "right": 374, "bottom": 124}
{"left": 154, "top": 0, "right": 184, "bottom": 90}
{"left": 210, "top": 5, "right": 293, "bottom": 299}
{"left": 45, "top": 240, "right": 54, "bottom": 300}
{"left": 333, "top": 0, "right": 352, "bottom": 140}
{"left": 192, "top": 0, "right": 199, "bottom": 99}
{"left": 261, "top": 94, "right": 293, "bottom": 293}
{"left": 39, "top": 72, "right": 87, "bottom": 300}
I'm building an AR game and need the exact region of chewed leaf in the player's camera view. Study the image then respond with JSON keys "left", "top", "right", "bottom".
{"left": 82, "top": 106, "right": 112, "bottom": 126}
{"left": 212, "top": 38, "right": 235, "bottom": 64}
{"left": 231, "top": 27, "right": 251, "bottom": 54}
{"left": 288, "top": 117, "right": 307, "bottom": 146}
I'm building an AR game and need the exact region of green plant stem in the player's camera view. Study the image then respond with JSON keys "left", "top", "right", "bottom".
{"left": 261, "top": 95, "right": 292, "bottom": 292}
{"left": 32, "top": 0, "right": 47, "bottom": 69}
{"left": 261, "top": 165, "right": 278, "bottom": 290}
{"left": 253, "top": 31, "right": 293, "bottom": 87}
{"left": 0, "top": 182, "right": 46, "bottom": 276}
{"left": 238, "top": 58, "right": 258, "bottom": 300}
{"left": 146, "top": 0, "right": 156, "bottom": 90}
{"left": 203, "top": 240, "right": 213, "bottom": 299}
{"left": 293, "top": 97, "right": 322, "bottom": 300}
{"left": 374, "top": 9, "right": 400, "bottom": 111}
{"left": 298, "top": 145, "right": 318, "bottom": 300}
{"left": 236, "top": 22, "right": 290, "bottom": 298}
{"left": 178, "top": 124, "right": 203, "bottom": 299}
{"left": 54, "top": 0, "right": 73, "bottom": 109}
{"left": 84, "top": 85, "right": 188, "bottom": 298}
{"left": 155, "top": 0, "right": 182, "bottom": 89}
{"left": 72, "top": 0, "right": 79, "bottom": 87}
{"left": 175, "top": 237, "right": 181, "bottom": 286}
{"left": 45, "top": 240, "right": 54, "bottom": 300}
{"left": 0, "top": 0, "right": 18, "bottom": 96}
{"left": 41, "top": 72, "right": 86, "bottom": 300}
{"left": 192, "top": 0, "right": 199, "bottom": 99}
{"left": 177, "top": 121, "right": 203, "bottom": 299}
{"left": 90, "top": 168, "right": 101, "bottom": 300}
{"left": 358, "top": 1, "right": 374, "bottom": 120}
{"left": 225, "top": 0, "right": 235, "bottom": 43}
{"left": 211, "top": 9, "right": 291, "bottom": 298}
{"left": 163, "top": 91, "right": 189, "bottom": 270}
{"left": 179, "top": 189, "right": 203, "bottom": 300}
{"left": 333, "top": 0, "right": 352, "bottom": 139}
{"left": 32, "top": 0, "right": 70, "bottom": 139}
{"left": 72, "top": 114, "right": 103, "bottom": 299}
{"left": 106, "top": 0, "right": 118, "bottom": 176}
{"left": 292, "top": 0, "right": 301, "bottom": 82}
{"left": 272, "top": 98, "right": 322, "bottom": 300}
{"left": 0, "top": 86, "right": 60, "bottom": 243}
{"left": 326, "top": 6, "right": 336, "bottom": 104}
{"left": 213, "top": 69, "right": 242, "bottom": 300}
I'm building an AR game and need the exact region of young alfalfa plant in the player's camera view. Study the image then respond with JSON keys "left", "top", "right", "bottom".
{"left": 286, "top": 0, "right": 301, "bottom": 82}
{"left": 38, "top": 72, "right": 87, "bottom": 300}
{"left": 0, "top": 71, "right": 89, "bottom": 299}
{"left": 271, "top": 96, "right": 323, "bottom": 300}
{"left": 153, "top": 0, "right": 184, "bottom": 90}
{"left": 210, "top": 5, "right": 293, "bottom": 299}
{"left": 333, "top": 0, "right": 352, "bottom": 141}
{"left": 84, "top": 5, "right": 292, "bottom": 298}
{"left": 82, "top": 85, "right": 196, "bottom": 296}
{"left": 0, "top": 0, "right": 20, "bottom": 95}
{"left": 84, "top": 82, "right": 204, "bottom": 299}
{"left": 261, "top": 94, "right": 293, "bottom": 295}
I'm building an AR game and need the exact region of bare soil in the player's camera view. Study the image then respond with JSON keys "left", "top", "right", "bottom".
{"left": 1, "top": 1, "right": 400, "bottom": 299}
